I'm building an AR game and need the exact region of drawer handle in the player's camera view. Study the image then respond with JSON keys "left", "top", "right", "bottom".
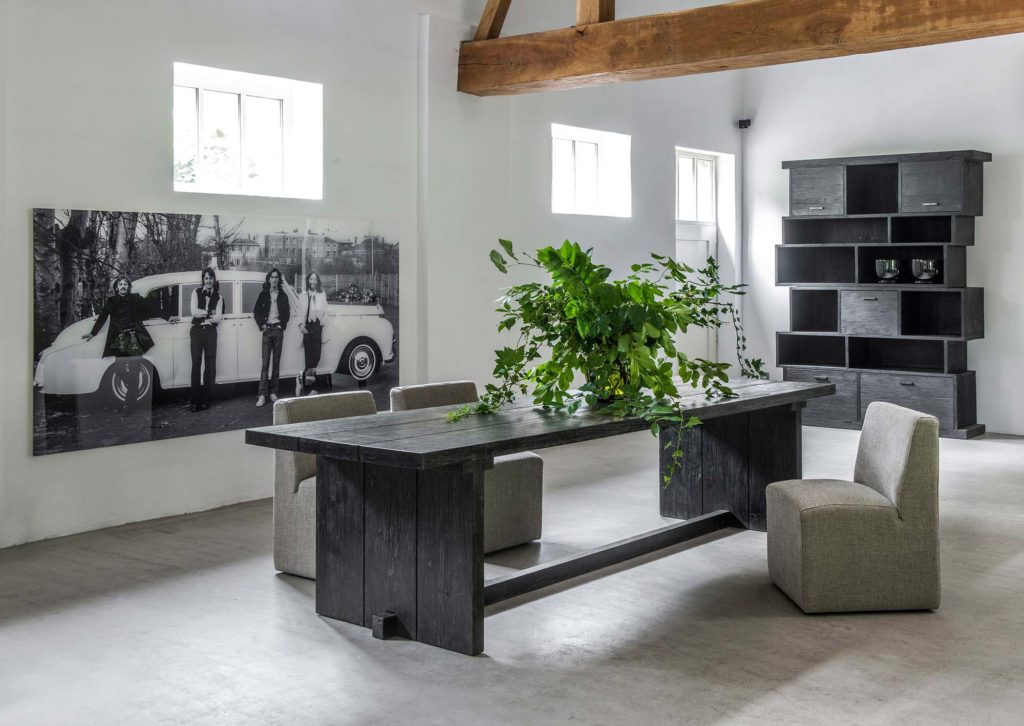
{"left": 809, "top": 206, "right": 825, "bottom": 211}
{"left": 899, "top": 381, "right": 916, "bottom": 387}
{"left": 862, "top": 296, "right": 878, "bottom": 301}
{"left": 813, "top": 376, "right": 830, "bottom": 382}
{"left": 921, "top": 202, "right": 940, "bottom": 207}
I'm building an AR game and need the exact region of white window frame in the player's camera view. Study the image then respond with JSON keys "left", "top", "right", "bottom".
{"left": 675, "top": 149, "right": 717, "bottom": 224}
{"left": 173, "top": 62, "right": 323, "bottom": 200}
{"left": 551, "top": 123, "right": 631, "bottom": 218}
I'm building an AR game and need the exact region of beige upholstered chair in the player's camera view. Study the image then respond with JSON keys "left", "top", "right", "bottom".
{"left": 390, "top": 381, "right": 543, "bottom": 553}
{"left": 766, "top": 401, "right": 941, "bottom": 613}
{"left": 273, "top": 390, "right": 377, "bottom": 579}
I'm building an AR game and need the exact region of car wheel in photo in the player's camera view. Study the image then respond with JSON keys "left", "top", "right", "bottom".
{"left": 99, "top": 359, "right": 155, "bottom": 407}
{"left": 339, "top": 338, "right": 381, "bottom": 381}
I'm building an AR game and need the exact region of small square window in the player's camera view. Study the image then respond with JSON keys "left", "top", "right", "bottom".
{"left": 551, "top": 123, "right": 631, "bottom": 217}
{"left": 173, "top": 63, "right": 323, "bottom": 200}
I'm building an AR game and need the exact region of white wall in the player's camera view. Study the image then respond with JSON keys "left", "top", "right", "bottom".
{"left": 741, "top": 34, "right": 1024, "bottom": 435}
{"left": 417, "top": 1, "right": 748, "bottom": 384}
{"left": 7, "top": 1, "right": 1023, "bottom": 547}
{"left": 0, "top": 0, "right": 487, "bottom": 548}
{"left": 498, "top": 1, "right": 747, "bottom": 367}
{"left": 1, "top": 0, "right": 10, "bottom": 539}
{"left": 418, "top": 15, "right": 512, "bottom": 385}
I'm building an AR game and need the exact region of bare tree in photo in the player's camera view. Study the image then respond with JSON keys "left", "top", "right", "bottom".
{"left": 209, "top": 214, "right": 245, "bottom": 269}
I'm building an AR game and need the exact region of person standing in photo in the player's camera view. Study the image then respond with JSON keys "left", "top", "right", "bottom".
{"left": 189, "top": 267, "right": 223, "bottom": 412}
{"left": 297, "top": 270, "right": 328, "bottom": 396}
{"left": 81, "top": 275, "right": 174, "bottom": 410}
{"left": 253, "top": 268, "right": 290, "bottom": 407}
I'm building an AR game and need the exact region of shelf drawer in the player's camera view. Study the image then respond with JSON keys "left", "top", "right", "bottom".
{"left": 841, "top": 291, "right": 897, "bottom": 335}
{"left": 791, "top": 166, "right": 844, "bottom": 216}
{"left": 784, "top": 368, "right": 859, "bottom": 426}
{"left": 860, "top": 373, "right": 956, "bottom": 431}
{"left": 900, "top": 160, "right": 961, "bottom": 212}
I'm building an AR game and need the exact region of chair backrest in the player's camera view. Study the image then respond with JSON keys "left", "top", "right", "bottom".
{"left": 273, "top": 391, "right": 377, "bottom": 493}
{"left": 854, "top": 401, "right": 940, "bottom": 523}
{"left": 390, "top": 380, "right": 479, "bottom": 412}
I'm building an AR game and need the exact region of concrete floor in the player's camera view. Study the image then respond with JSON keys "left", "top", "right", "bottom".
{"left": 2, "top": 427, "right": 1023, "bottom": 725}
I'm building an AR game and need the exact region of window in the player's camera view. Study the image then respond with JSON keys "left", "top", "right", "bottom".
{"left": 143, "top": 286, "right": 179, "bottom": 321}
{"left": 173, "top": 63, "right": 323, "bottom": 199}
{"left": 183, "top": 283, "right": 234, "bottom": 316}
{"left": 551, "top": 123, "right": 631, "bottom": 217}
{"left": 241, "top": 282, "right": 264, "bottom": 315}
{"left": 676, "top": 150, "right": 716, "bottom": 223}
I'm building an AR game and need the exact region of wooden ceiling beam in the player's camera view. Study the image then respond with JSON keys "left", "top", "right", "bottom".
{"left": 577, "top": 0, "right": 615, "bottom": 27}
{"left": 474, "top": 0, "right": 514, "bottom": 41}
{"left": 459, "top": 0, "right": 1024, "bottom": 96}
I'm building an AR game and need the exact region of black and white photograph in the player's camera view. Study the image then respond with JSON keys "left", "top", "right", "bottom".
{"left": 32, "top": 209, "right": 399, "bottom": 456}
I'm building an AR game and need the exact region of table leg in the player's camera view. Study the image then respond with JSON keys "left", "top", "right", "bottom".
{"left": 416, "top": 463, "right": 485, "bottom": 656}
{"left": 660, "top": 403, "right": 803, "bottom": 532}
{"left": 363, "top": 464, "right": 418, "bottom": 639}
{"left": 316, "top": 457, "right": 485, "bottom": 655}
{"left": 316, "top": 458, "right": 365, "bottom": 624}
{"left": 746, "top": 404, "right": 802, "bottom": 531}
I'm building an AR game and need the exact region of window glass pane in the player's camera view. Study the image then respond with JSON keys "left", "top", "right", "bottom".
{"left": 173, "top": 86, "right": 198, "bottom": 184}
{"left": 574, "top": 140, "right": 598, "bottom": 214}
{"left": 201, "top": 90, "right": 241, "bottom": 187}
{"left": 181, "top": 284, "right": 199, "bottom": 318}
{"left": 183, "top": 282, "right": 233, "bottom": 315}
{"left": 144, "top": 285, "right": 179, "bottom": 320}
{"left": 241, "top": 282, "right": 264, "bottom": 314}
{"left": 696, "top": 157, "right": 715, "bottom": 222}
{"left": 244, "top": 95, "right": 283, "bottom": 190}
{"left": 219, "top": 283, "right": 235, "bottom": 314}
{"left": 552, "top": 137, "right": 575, "bottom": 213}
{"left": 677, "top": 155, "right": 696, "bottom": 221}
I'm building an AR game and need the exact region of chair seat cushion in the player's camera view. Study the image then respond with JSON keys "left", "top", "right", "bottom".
{"left": 486, "top": 452, "right": 543, "bottom": 553}
{"left": 768, "top": 478, "right": 896, "bottom": 515}
{"left": 290, "top": 451, "right": 543, "bottom": 561}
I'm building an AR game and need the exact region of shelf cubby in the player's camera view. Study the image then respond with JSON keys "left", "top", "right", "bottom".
{"left": 777, "top": 246, "right": 855, "bottom": 285}
{"left": 900, "top": 290, "right": 958, "bottom": 338}
{"left": 854, "top": 245, "right": 965, "bottom": 287}
{"left": 846, "top": 163, "right": 899, "bottom": 214}
{"left": 777, "top": 333, "right": 847, "bottom": 367}
{"left": 783, "top": 217, "right": 888, "bottom": 245}
{"left": 891, "top": 215, "right": 974, "bottom": 245}
{"left": 847, "top": 337, "right": 946, "bottom": 373}
{"left": 791, "top": 289, "right": 839, "bottom": 332}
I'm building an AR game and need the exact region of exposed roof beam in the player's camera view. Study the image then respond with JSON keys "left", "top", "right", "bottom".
{"left": 474, "top": 0, "right": 513, "bottom": 41}
{"left": 577, "top": 0, "right": 615, "bottom": 27}
{"left": 459, "top": 0, "right": 1024, "bottom": 96}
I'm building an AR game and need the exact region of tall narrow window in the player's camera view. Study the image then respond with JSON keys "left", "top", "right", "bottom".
{"left": 551, "top": 123, "right": 631, "bottom": 217}
{"left": 173, "top": 63, "right": 322, "bottom": 199}
{"left": 676, "top": 150, "right": 717, "bottom": 223}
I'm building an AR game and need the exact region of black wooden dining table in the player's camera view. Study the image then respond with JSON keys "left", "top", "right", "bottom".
{"left": 246, "top": 378, "right": 834, "bottom": 655}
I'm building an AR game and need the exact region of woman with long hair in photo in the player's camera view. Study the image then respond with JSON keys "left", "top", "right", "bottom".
{"left": 82, "top": 275, "right": 175, "bottom": 410}
{"left": 297, "top": 270, "right": 328, "bottom": 396}
{"left": 253, "top": 267, "right": 290, "bottom": 407}
{"left": 189, "top": 267, "right": 223, "bottom": 412}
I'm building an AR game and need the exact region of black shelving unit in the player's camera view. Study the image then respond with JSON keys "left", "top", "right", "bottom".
{"left": 777, "top": 150, "right": 988, "bottom": 438}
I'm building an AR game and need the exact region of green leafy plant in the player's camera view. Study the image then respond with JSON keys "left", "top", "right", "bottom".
{"left": 452, "top": 239, "right": 766, "bottom": 483}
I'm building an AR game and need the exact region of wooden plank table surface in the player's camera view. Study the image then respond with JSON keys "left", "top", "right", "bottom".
{"left": 246, "top": 378, "right": 834, "bottom": 655}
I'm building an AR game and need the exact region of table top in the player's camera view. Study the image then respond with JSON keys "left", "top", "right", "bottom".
{"left": 245, "top": 378, "right": 834, "bottom": 469}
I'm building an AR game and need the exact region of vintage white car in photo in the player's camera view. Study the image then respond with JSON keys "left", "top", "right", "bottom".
{"left": 34, "top": 270, "right": 396, "bottom": 404}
